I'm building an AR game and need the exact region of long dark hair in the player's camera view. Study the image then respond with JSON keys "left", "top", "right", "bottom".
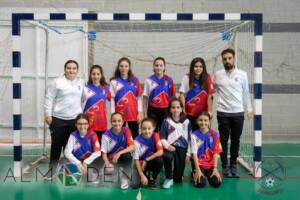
{"left": 111, "top": 57, "right": 135, "bottom": 82}
{"left": 188, "top": 57, "right": 208, "bottom": 90}
{"left": 167, "top": 97, "right": 187, "bottom": 123}
{"left": 88, "top": 64, "right": 107, "bottom": 86}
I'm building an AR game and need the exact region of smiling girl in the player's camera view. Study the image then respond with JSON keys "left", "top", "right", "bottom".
{"left": 143, "top": 57, "right": 176, "bottom": 131}
{"left": 131, "top": 118, "right": 163, "bottom": 189}
{"left": 179, "top": 57, "right": 214, "bottom": 131}
{"left": 64, "top": 113, "right": 101, "bottom": 174}
{"left": 110, "top": 57, "right": 142, "bottom": 138}
{"left": 191, "top": 111, "right": 222, "bottom": 188}
{"left": 159, "top": 98, "right": 191, "bottom": 189}
{"left": 101, "top": 112, "right": 135, "bottom": 189}
{"left": 83, "top": 65, "right": 111, "bottom": 141}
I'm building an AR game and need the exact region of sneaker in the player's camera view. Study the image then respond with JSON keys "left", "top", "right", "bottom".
{"left": 87, "top": 170, "right": 100, "bottom": 184}
{"left": 230, "top": 165, "right": 240, "bottom": 178}
{"left": 148, "top": 179, "right": 157, "bottom": 190}
{"left": 44, "top": 171, "right": 56, "bottom": 181}
{"left": 222, "top": 166, "right": 230, "bottom": 177}
{"left": 162, "top": 179, "right": 173, "bottom": 189}
{"left": 120, "top": 177, "right": 129, "bottom": 189}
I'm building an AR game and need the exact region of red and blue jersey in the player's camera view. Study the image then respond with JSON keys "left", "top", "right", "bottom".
{"left": 110, "top": 77, "right": 142, "bottom": 121}
{"left": 133, "top": 132, "right": 163, "bottom": 161}
{"left": 191, "top": 129, "right": 222, "bottom": 169}
{"left": 101, "top": 127, "right": 134, "bottom": 158}
{"left": 180, "top": 74, "right": 214, "bottom": 117}
{"left": 83, "top": 83, "right": 111, "bottom": 132}
{"left": 143, "top": 74, "right": 176, "bottom": 108}
{"left": 71, "top": 130, "right": 100, "bottom": 160}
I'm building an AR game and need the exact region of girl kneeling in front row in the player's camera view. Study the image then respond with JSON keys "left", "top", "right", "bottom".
{"left": 131, "top": 118, "right": 164, "bottom": 189}
{"left": 191, "top": 111, "right": 222, "bottom": 188}
{"left": 101, "top": 112, "right": 135, "bottom": 189}
{"left": 64, "top": 114, "right": 101, "bottom": 176}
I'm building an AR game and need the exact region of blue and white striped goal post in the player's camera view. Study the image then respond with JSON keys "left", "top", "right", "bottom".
{"left": 11, "top": 12, "right": 263, "bottom": 178}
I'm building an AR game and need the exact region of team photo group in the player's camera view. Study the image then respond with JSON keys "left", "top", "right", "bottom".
{"left": 44, "top": 48, "right": 252, "bottom": 190}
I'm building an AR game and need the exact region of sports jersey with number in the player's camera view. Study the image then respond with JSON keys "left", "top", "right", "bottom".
{"left": 83, "top": 83, "right": 111, "bottom": 131}
{"left": 191, "top": 129, "right": 222, "bottom": 169}
{"left": 101, "top": 127, "right": 134, "bottom": 158}
{"left": 143, "top": 74, "right": 176, "bottom": 108}
{"left": 110, "top": 77, "right": 142, "bottom": 121}
{"left": 179, "top": 74, "right": 214, "bottom": 117}
{"left": 133, "top": 132, "right": 163, "bottom": 161}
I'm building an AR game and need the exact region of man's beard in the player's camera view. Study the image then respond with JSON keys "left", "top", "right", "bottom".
{"left": 224, "top": 63, "right": 234, "bottom": 71}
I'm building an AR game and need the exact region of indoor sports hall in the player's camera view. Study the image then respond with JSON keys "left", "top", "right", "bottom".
{"left": 0, "top": 1, "right": 299, "bottom": 200}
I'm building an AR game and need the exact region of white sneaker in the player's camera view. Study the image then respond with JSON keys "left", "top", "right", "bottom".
{"left": 44, "top": 172, "right": 56, "bottom": 181}
{"left": 162, "top": 179, "right": 173, "bottom": 189}
{"left": 120, "top": 177, "right": 129, "bottom": 189}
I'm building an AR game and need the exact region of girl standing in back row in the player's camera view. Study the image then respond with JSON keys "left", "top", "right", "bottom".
{"left": 179, "top": 57, "right": 214, "bottom": 131}
{"left": 143, "top": 57, "right": 176, "bottom": 131}
{"left": 83, "top": 64, "right": 111, "bottom": 142}
{"left": 110, "top": 57, "right": 142, "bottom": 138}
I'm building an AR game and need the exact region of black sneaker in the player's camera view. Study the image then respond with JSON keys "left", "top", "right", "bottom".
{"left": 230, "top": 165, "right": 240, "bottom": 178}
{"left": 148, "top": 179, "right": 157, "bottom": 190}
{"left": 222, "top": 166, "right": 230, "bottom": 177}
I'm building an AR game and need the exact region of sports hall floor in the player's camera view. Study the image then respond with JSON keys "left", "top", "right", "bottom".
{"left": 0, "top": 144, "right": 299, "bottom": 200}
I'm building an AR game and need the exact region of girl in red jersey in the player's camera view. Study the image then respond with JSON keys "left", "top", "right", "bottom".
{"left": 191, "top": 111, "right": 222, "bottom": 188}
{"left": 101, "top": 112, "right": 135, "bottom": 189}
{"left": 110, "top": 57, "right": 142, "bottom": 139}
{"left": 179, "top": 57, "right": 214, "bottom": 131}
{"left": 83, "top": 65, "right": 111, "bottom": 142}
{"left": 131, "top": 118, "right": 163, "bottom": 189}
{"left": 143, "top": 57, "right": 176, "bottom": 131}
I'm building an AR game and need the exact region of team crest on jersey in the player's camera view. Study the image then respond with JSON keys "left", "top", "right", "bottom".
{"left": 234, "top": 77, "right": 241, "bottom": 83}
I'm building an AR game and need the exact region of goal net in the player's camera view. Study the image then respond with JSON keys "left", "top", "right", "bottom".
{"left": 89, "top": 20, "right": 255, "bottom": 174}
{"left": 0, "top": 19, "right": 255, "bottom": 176}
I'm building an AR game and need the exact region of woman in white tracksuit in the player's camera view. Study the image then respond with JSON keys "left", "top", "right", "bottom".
{"left": 44, "top": 60, "right": 84, "bottom": 178}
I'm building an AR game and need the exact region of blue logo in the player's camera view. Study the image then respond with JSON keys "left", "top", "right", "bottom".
{"left": 255, "top": 158, "right": 286, "bottom": 195}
